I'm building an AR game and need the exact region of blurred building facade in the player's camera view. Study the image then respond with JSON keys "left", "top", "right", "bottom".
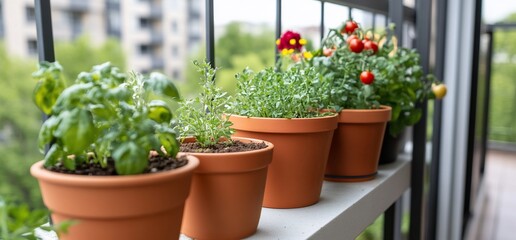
{"left": 0, "top": 0, "right": 204, "bottom": 80}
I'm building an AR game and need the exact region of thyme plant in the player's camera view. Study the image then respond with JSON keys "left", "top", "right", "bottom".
{"left": 232, "top": 64, "right": 332, "bottom": 118}
{"left": 175, "top": 60, "right": 234, "bottom": 147}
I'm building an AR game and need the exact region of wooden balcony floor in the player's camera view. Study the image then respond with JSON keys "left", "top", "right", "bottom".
{"left": 478, "top": 150, "right": 516, "bottom": 240}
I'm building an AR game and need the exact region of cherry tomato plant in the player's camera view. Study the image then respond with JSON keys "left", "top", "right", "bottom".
{"left": 309, "top": 20, "right": 446, "bottom": 136}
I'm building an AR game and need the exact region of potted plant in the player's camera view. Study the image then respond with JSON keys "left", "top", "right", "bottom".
{"left": 228, "top": 44, "right": 338, "bottom": 208}
{"left": 175, "top": 60, "right": 274, "bottom": 239}
{"left": 30, "top": 62, "right": 199, "bottom": 240}
{"left": 308, "top": 20, "right": 447, "bottom": 178}
{"left": 306, "top": 20, "right": 393, "bottom": 182}
{"left": 373, "top": 30, "right": 447, "bottom": 164}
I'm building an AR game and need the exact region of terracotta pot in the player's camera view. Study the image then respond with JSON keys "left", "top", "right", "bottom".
{"left": 229, "top": 114, "right": 338, "bottom": 208}
{"left": 30, "top": 156, "right": 199, "bottom": 240}
{"left": 180, "top": 137, "right": 273, "bottom": 240}
{"left": 379, "top": 125, "right": 407, "bottom": 165}
{"left": 325, "top": 106, "right": 391, "bottom": 182}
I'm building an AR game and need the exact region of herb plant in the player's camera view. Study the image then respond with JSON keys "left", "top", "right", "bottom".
{"left": 33, "top": 62, "right": 181, "bottom": 175}
{"left": 232, "top": 64, "right": 332, "bottom": 118}
{"left": 312, "top": 20, "right": 446, "bottom": 136}
{"left": 175, "top": 60, "right": 234, "bottom": 147}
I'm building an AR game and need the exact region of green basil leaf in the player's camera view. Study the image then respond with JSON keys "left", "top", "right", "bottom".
{"left": 54, "top": 109, "right": 96, "bottom": 154}
{"left": 148, "top": 100, "right": 173, "bottom": 123}
{"left": 112, "top": 142, "right": 148, "bottom": 175}
{"left": 32, "top": 79, "right": 64, "bottom": 115}
{"left": 144, "top": 72, "right": 180, "bottom": 99}
{"left": 44, "top": 144, "right": 62, "bottom": 167}
{"left": 38, "top": 116, "right": 60, "bottom": 153}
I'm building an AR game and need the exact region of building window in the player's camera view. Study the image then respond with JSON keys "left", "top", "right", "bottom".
{"left": 139, "top": 44, "right": 152, "bottom": 55}
{"left": 27, "top": 39, "right": 38, "bottom": 55}
{"left": 26, "top": 6, "right": 36, "bottom": 22}
{"left": 171, "top": 20, "right": 178, "bottom": 33}
{"left": 171, "top": 45, "right": 179, "bottom": 57}
{"left": 139, "top": 18, "right": 152, "bottom": 29}
{"left": 69, "top": 12, "right": 83, "bottom": 38}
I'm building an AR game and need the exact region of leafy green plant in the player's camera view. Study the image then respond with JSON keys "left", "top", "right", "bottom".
{"left": 311, "top": 27, "right": 391, "bottom": 110}
{"left": 310, "top": 21, "right": 445, "bottom": 136}
{"left": 175, "top": 60, "right": 234, "bottom": 147}
{"left": 0, "top": 196, "right": 47, "bottom": 240}
{"left": 33, "top": 61, "right": 181, "bottom": 175}
{"left": 232, "top": 64, "right": 332, "bottom": 118}
{"left": 0, "top": 196, "right": 76, "bottom": 240}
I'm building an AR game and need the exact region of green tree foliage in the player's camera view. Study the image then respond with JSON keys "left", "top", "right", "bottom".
{"left": 0, "top": 42, "right": 42, "bottom": 209}
{"left": 183, "top": 22, "right": 275, "bottom": 96}
{"left": 55, "top": 36, "right": 126, "bottom": 83}
{"left": 0, "top": 36, "right": 126, "bottom": 208}
{"left": 490, "top": 13, "right": 516, "bottom": 142}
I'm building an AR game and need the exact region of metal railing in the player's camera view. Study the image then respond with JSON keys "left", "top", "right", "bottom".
{"left": 33, "top": 0, "right": 448, "bottom": 239}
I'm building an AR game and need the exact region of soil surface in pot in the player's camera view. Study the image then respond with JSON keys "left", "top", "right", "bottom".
{"left": 180, "top": 140, "right": 267, "bottom": 153}
{"left": 47, "top": 155, "right": 189, "bottom": 176}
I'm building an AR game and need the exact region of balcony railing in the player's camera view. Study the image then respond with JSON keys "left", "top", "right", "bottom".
{"left": 30, "top": 0, "right": 461, "bottom": 239}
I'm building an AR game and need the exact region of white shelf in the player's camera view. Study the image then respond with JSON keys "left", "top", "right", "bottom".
{"left": 247, "top": 155, "right": 411, "bottom": 240}
{"left": 40, "top": 156, "right": 410, "bottom": 240}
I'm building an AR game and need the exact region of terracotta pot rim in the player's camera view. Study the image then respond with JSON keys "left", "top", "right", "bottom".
{"left": 229, "top": 114, "right": 338, "bottom": 133}
{"left": 179, "top": 137, "right": 273, "bottom": 174}
{"left": 178, "top": 136, "right": 274, "bottom": 157}
{"left": 338, "top": 105, "right": 392, "bottom": 123}
{"left": 30, "top": 155, "right": 200, "bottom": 187}
{"left": 339, "top": 105, "right": 392, "bottom": 112}
{"left": 226, "top": 113, "right": 338, "bottom": 121}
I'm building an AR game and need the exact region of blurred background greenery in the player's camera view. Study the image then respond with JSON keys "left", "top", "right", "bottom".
{"left": 0, "top": 9, "right": 515, "bottom": 238}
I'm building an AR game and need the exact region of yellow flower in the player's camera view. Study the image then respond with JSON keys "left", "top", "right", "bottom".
{"left": 276, "top": 39, "right": 280, "bottom": 45}
{"left": 289, "top": 39, "right": 297, "bottom": 45}
{"left": 303, "top": 51, "right": 313, "bottom": 60}
{"left": 287, "top": 49, "right": 294, "bottom": 54}
{"left": 281, "top": 49, "right": 290, "bottom": 56}
{"left": 299, "top": 38, "right": 307, "bottom": 45}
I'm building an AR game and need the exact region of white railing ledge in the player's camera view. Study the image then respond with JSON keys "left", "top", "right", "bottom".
{"left": 247, "top": 155, "right": 411, "bottom": 240}
{"left": 40, "top": 155, "right": 410, "bottom": 240}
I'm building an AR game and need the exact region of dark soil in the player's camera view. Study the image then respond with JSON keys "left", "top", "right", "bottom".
{"left": 46, "top": 154, "right": 189, "bottom": 176}
{"left": 180, "top": 140, "right": 268, "bottom": 153}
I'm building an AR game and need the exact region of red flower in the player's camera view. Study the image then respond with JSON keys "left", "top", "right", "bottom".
{"left": 276, "top": 31, "right": 306, "bottom": 52}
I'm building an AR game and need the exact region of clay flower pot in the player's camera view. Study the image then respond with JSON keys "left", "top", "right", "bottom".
{"left": 180, "top": 137, "right": 274, "bottom": 240}
{"left": 30, "top": 156, "right": 199, "bottom": 240}
{"left": 229, "top": 114, "right": 338, "bottom": 208}
{"left": 379, "top": 124, "right": 407, "bottom": 165}
{"left": 325, "top": 106, "right": 391, "bottom": 182}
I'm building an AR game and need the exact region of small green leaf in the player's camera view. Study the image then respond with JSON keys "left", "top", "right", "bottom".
{"left": 112, "top": 142, "right": 148, "bottom": 175}
{"left": 144, "top": 72, "right": 180, "bottom": 99}
{"left": 54, "top": 109, "right": 96, "bottom": 154}
{"left": 32, "top": 80, "right": 65, "bottom": 115}
{"left": 38, "top": 116, "right": 60, "bottom": 153}
{"left": 157, "top": 132, "right": 179, "bottom": 157}
{"left": 148, "top": 100, "right": 173, "bottom": 123}
{"left": 44, "top": 144, "right": 62, "bottom": 167}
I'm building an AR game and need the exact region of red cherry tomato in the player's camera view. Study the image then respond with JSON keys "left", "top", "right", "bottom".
{"left": 348, "top": 38, "right": 364, "bottom": 53}
{"left": 342, "top": 20, "right": 359, "bottom": 35}
{"left": 346, "top": 35, "right": 359, "bottom": 45}
{"left": 360, "top": 71, "right": 375, "bottom": 85}
{"left": 363, "top": 40, "right": 378, "bottom": 54}
{"left": 323, "top": 48, "right": 334, "bottom": 57}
